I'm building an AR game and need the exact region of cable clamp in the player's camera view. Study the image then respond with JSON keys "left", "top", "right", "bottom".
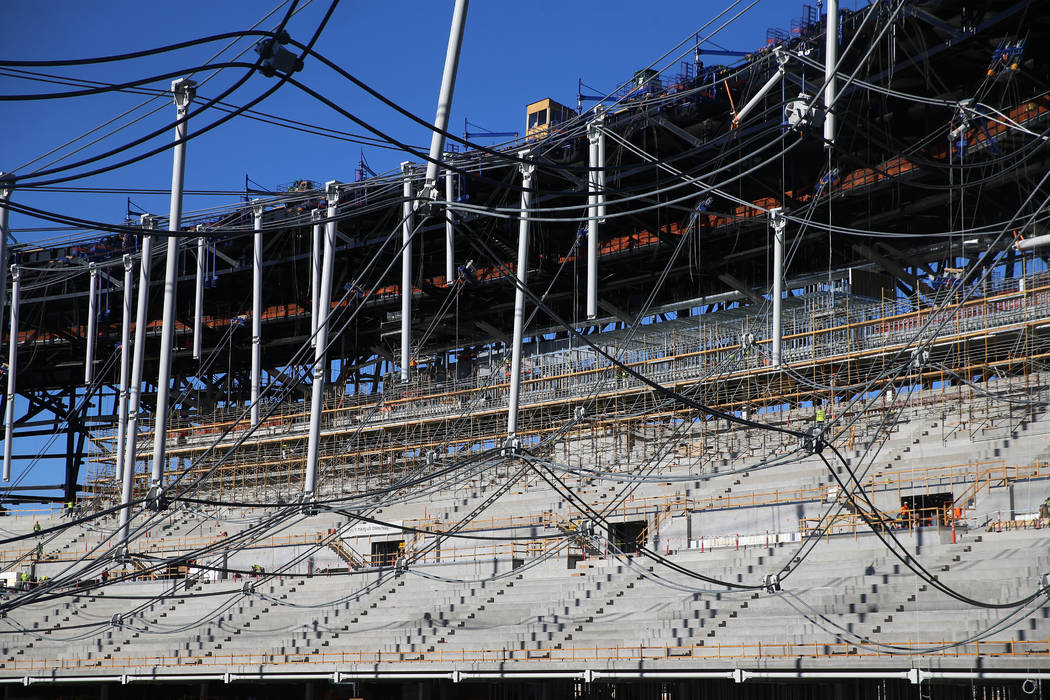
{"left": 254, "top": 30, "right": 303, "bottom": 77}
{"left": 145, "top": 486, "right": 168, "bottom": 512}
{"left": 110, "top": 613, "right": 123, "bottom": 627}
{"left": 763, "top": 573, "right": 782, "bottom": 593}
{"left": 114, "top": 546, "right": 130, "bottom": 565}
{"left": 1041, "top": 572, "right": 1050, "bottom": 592}
{"left": 501, "top": 437, "right": 521, "bottom": 458}
{"left": 573, "top": 406, "right": 587, "bottom": 420}
{"left": 242, "top": 581, "right": 255, "bottom": 596}
{"left": 799, "top": 428, "right": 824, "bottom": 455}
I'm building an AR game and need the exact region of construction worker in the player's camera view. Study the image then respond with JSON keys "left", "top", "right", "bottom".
{"left": 19, "top": 572, "right": 29, "bottom": 591}
{"left": 899, "top": 502, "right": 910, "bottom": 528}
{"left": 815, "top": 406, "right": 826, "bottom": 427}
{"left": 32, "top": 521, "right": 40, "bottom": 533}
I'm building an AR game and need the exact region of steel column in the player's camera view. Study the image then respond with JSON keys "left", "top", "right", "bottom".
{"left": 401, "top": 162, "right": 414, "bottom": 383}
{"left": 3, "top": 265, "right": 20, "bottom": 482}
{"left": 304, "top": 182, "right": 339, "bottom": 499}
{"left": 824, "top": 0, "right": 839, "bottom": 146}
{"left": 114, "top": 254, "right": 134, "bottom": 482}
{"left": 596, "top": 118, "right": 606, "bottom": 221}
{"left": 422, "top": 0, "right": 469, "bottom": 198}
{"left": 771, "top": 208, "right": 785, "bottom": 367}
{"left": 193, "top": 231, "right": 204, "bottom": 360}
{"left": 586, "top": 121, "right": 602, "bottom": 319}
{"left": 119, "top": 218, "right": 154, "bottom": 543}
{"left": 507, "top": 152, "right": 534, "bottom": 440}
{"left": 309, "top": 209, "right": 322, "bottom": 346}
{"left": 251, "top": 202, "right": 264, "bottom": 427}
{"left": 0, "top": 174, "right": 10, "bottom": 319}
{"left": 149, "top": 78, "right": 195, "bottom": 492}
{"left": 445, "top": 166, "right": 455, "bottom": 284}
{"left": 83, "top": 264, "right": 98, "bottom": 385}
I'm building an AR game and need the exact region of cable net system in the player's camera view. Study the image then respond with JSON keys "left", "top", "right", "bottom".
{"left": 0, "top": 0, "right": 1049, "bottom": 692}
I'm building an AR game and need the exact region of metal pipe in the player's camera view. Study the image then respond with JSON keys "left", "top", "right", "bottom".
{"left": 919, "top": 672, "right": 1050, "bottom": 682}
{"left": 586, "top": 125, "right": 600, "bottom": 319}
{"left": 507, "top": 151, "right": 534, "bottom": 440}
{"left": 83, "top": 263, "right": 98, "bottom": 384}
{"left": 309, "top": 209, "right": 322, "bottom": 346}
{"left": 592, "top": 671, "right": 735, "bottom": 681}
{"left": 734, "top": 64, "right": 784, "bottom": 126}
{"left": 114, "top": 254, "right": 134, "bottom": 482}
{"left": 823, "top": 0, "right": 839, "bottom": 146}
{"left": 741, "top": 671, "right": 911, "bottom": 682}
{"left": 304, "top": 182, "right": 339, "bottom": 499}
{"left": 149, "top": 78, "right": 195, "bottom": 491}
{"left": 445, "top": 166, "right": 455, "bottom": 284}
{"left": 3, "top": 265, "right": 20, "bottom": 482}
{"left": 1016, "top": 233, "right": 1050, "bottom": 251}
{"left": 400, "top": 162, "right": 414, "bottom": 383}
{"left": 422, "top": 0, "right": 469, "bottom": 197}
{"left": 192, "top": 231, "right": 204, "bottom": 359}
{"left": 771, "top": 208, "right": 785, "bottom": 366}
{"left": 250, "top": 201, "right": 263, "bottom": 428}
{"left": 119, "top": 219, "right": 154, "bottom": 544}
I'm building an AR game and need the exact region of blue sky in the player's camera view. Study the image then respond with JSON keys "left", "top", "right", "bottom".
{"left": 0, "top": 0, "right": 819, "bottom": 243}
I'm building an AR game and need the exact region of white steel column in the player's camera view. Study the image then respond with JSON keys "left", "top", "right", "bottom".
{"left": 770, "top": 208, "right": 786, "bottom": 367}
{"left": 193, "top": 230, "right": 204, "bottom": 360}
{"left": 304, "top": 182, "right": 339, "bottom": 499}
{"left": 119, "top": 218, "right": 154, "bottom": 543}
{"left": 586, "top": 122, "right": 601, "bottom": 319}
{"left": 309, "top": 209, "right": 322, "bottom": 346}
{"left": 422, "top": 0, "right": 469, "bottom": 198}
{"left": 114, "top": 254, "right": 134, "bottom": 482}
{"left": 823, "top": 0, "right": 839, "bottom": 147}
{"left": 115, "top": 255, "right": 135, "bottom": 484}
{"left": 251, "top": 202, "right": 264, "bottom": 427}
{"left": 507, "top": 152, "right": 534, "bottom": 441}
{"left": 3, "top": 265, "right": 20, "bottom": 482}
{"left": 400, "top": 162, "right": 414, "bottom": 382}
{"left": 84, "top": 263, "right": 99, "bottom": 384}
{"left": 149, "top": 78, "right": 195, "bottom": 492}
{"left": 596, "top": 115, "right": 607, "bottom": 221}
{"left": 445, "top": 167, "right": 455, "bottom": 284}
{"left": 0, "top": 175, "right": 10, "bottom": 318}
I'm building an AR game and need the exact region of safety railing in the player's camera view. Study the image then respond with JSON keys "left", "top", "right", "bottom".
{"left": 2, "top": 637, "right": 1046, "bottom": 672}
{"left": 90, "top": 270, "right": 1050, "bottom": 467}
